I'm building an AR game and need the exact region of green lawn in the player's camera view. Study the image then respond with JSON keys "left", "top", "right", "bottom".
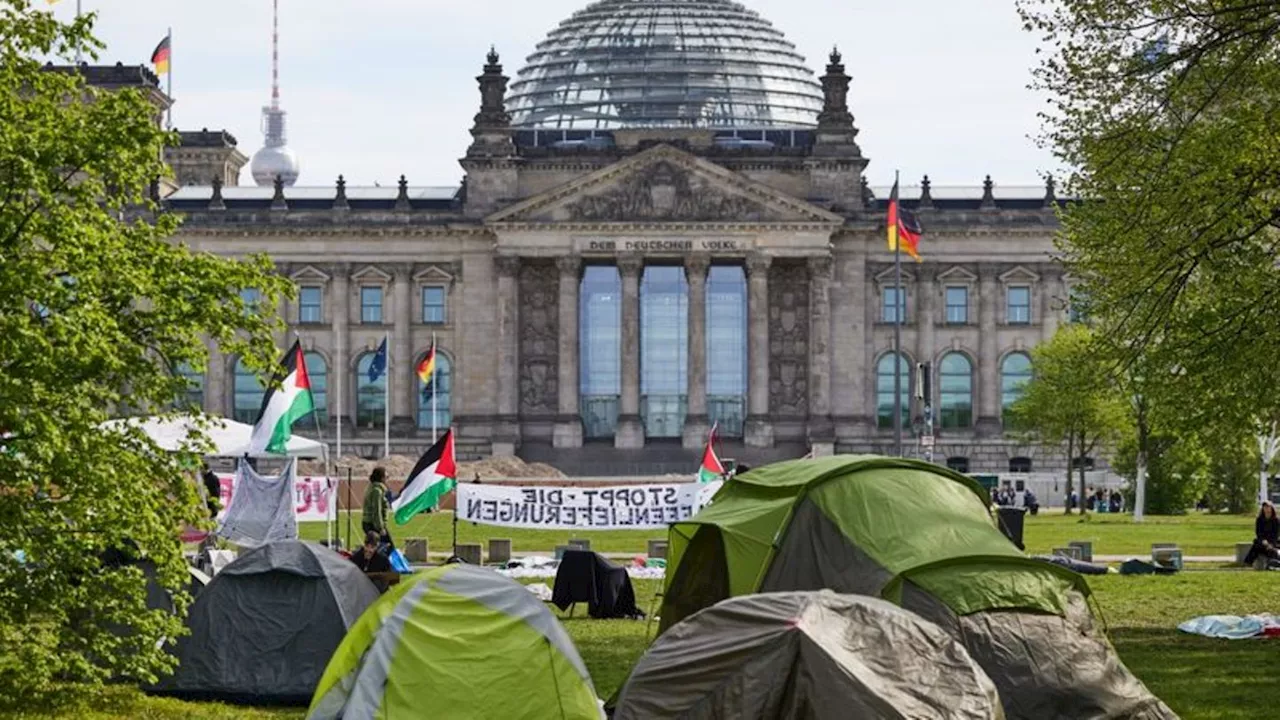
{"left": 14, "top": 513, "right": 1275, "bottom": 719}
{"left": 302, "top": 509, "right": 1255, "bottom": 559}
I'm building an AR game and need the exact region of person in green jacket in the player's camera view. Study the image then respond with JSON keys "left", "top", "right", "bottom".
{"left": 362, "top": 467, "right": 394, "bottom": 546}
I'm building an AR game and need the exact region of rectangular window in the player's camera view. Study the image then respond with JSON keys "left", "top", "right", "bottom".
{"left": 945, "top": 286, "right": 968, "bottom": 324}
{"left": 238, "top": 288, "right": 261, "bottom": 306}
{"left": 421, "top": 286, "right": 446, "bottom": 324}
{"left": 361, "top": 286, "right": 383, "bottom": 324}
{"left": 298, "top": 287, "right": 323, "bottom": 324}
{"left": 1006, "top": 286, "right": 1031, "bottom": 324}
{"left": 881, "top": 287, "right": 905, "bottom": 323}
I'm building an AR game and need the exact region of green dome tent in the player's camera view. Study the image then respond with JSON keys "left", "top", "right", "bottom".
{"left": 307, "top": 563, "right": 602, "bottom": 720}
{"left": 657, "top": 455, "right": 1174, "bottom": 720}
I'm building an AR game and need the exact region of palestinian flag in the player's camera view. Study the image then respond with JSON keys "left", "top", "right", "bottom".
{"left": 886, "top": 179, "right": 923, "bottom": 262}
{"left": 698, "top": 423, "right": 725, "bottom": 483}
{"left": 248, "top": 341, "right": 314, "bottom": 455}
{"left": 393, "top": 429, "right": 457, "bottom": 525}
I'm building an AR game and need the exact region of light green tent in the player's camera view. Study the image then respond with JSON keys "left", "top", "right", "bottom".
{"left": 658, "top": 455, "right": 1175, "bottom": 720}
{"left": 308, "top": 563, "right": 602, "bottom": 720}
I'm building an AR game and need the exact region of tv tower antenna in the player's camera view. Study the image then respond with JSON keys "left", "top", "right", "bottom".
{"left": 250, "top": 0, "right": 300, "bottom": 186}
{"left": 270, "top": 0, "right": 280, "bottom": 111}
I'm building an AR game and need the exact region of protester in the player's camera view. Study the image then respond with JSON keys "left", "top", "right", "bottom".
{"left": 362, "top": 467, "right": 394, "bottom": 546}
{"left": 201, "top": 464, "right": 222, "bottom": 519}
{"left": 1244, "top": 501, "right": 1280, "bottom": 566}
{"left": 351, "top": 530, "right": 393, "bottom": 574}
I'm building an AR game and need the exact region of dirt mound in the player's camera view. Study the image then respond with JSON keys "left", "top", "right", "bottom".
{"left": 297, "top": 454, "right": 565, "bottom": 480}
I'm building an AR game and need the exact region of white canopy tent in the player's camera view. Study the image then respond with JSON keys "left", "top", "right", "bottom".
{"left": 102, "top": 414, "right": 326, "bottom": 459}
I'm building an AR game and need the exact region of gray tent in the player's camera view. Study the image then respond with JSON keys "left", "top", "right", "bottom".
{"left": 148, "top": 541, "right": 379, "bottom": 705}
{"left": 614, "top": 590, "right": 1004, "bottom": 720}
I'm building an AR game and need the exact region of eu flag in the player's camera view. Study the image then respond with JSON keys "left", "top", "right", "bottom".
{"left": 367, "top": 337, "right": 388, "bottom": 382}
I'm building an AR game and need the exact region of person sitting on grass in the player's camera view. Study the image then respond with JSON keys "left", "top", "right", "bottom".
{"left": 351, "top": 530, "right": 393, "bottom": 574}
{"left": 1244, "top": 501, "right": 1280, "bottom": 567}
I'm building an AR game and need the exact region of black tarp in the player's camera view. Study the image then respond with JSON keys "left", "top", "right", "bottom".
{"left": 146, "top": 541, "right": 379, "bottom": 705}
{"left": 552, "top": 550, "right": 643, "bottom": 619}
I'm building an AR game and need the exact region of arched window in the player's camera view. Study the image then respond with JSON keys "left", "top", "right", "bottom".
{"left": 1009, "top": 457, "right": 1032, "bottom": 473}
{"left": 876, "top": 353, "right": 911, "bottom": 430}
{"left": 938, "top": 353, "right": 973, "bottom": 429}
{"left": 303, "top": 352, "right": 327, "bottom": 430}
{"left": 417, "top": 352, "right": 452, "bottom": 433}
{"left": 232, "top": 358, "right": 264, "bottom": 424}
{"left": 176, "top": 362, "right": 204, "bottom": 411}
{"left": 1001, "top": 352, "right": 1033, "bottom": 412}
{"left": 355, "top": 353, "right": 386, "bottom": 429}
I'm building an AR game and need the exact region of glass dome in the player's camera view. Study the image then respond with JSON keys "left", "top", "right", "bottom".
{"left": 507, "top": 0, "right": 825, "bottom": 130}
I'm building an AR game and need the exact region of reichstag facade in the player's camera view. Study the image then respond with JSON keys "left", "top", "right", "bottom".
{"left": 143, "top": 0, "right": 1073, "bottom": 474}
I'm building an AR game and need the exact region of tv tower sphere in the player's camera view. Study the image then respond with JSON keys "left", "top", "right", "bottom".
{"left": 251, "top": 0, "right": 299, "bottom": 187}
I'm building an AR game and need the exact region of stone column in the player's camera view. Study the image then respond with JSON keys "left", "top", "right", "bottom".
{"left": 391, "top": 263, "right": 414, "bottom": 431}
{"left": 682, "top": 254, "right": 711, "bottom": 449}
{"left": 494, "top": 256, "right": 521, "bottom": 455}
{"left": 330, "top": 263, "right": 350, "bottom": 432}
{"left": 807, "top": 255, "right": 834, "bottom": 454}
{"left": 206, "top": 340, "right": 226, "bottom": 416}
{"left": 553, "top": 256, "right": 583, "bottom": 449}
{"left": 615, "top": 254, "right": 645, "bottom": 449}
{"left": 744, "top": 253, "right": 774, "bottom": 448}
{"left": 976, "top": 263, "right": 1001, "bottom": 435}
{"left": 1041, "top": 266, "right": 1061, "bottom": 342}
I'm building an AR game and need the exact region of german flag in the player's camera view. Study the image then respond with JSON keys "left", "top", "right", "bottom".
{"left": 150, "top": 35, "right": 171, "bottom": 75}
{"left": 886, "top": 179, "right": 923, "bottom": 261}
{"left": 416, "top": 341, "right": 437, "bottom": 400}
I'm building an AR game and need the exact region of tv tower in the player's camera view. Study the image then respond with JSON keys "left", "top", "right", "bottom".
{"left": 250, "top": 0, "right": 300, "bottom": 187}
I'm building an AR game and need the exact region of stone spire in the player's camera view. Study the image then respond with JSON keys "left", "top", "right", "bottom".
{"left": 810, "top": 46, "right": 867, "bottom": 212}
{"left": 980, "top": 175, "right": 996, "bottom": 210}
{"left": 461, "top": 48, "right": 518, "bottom": 218}
{"left": 466, "top": 46, "right": 515, "bottom": 159}
{"left": 812, "top": 47, "right": 863, "bottom": 159}
{"left": 918, "top": 175, "right": 933, "bottom": 209}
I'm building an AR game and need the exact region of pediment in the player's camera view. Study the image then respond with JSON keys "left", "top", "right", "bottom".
{"left": 289, "top": 264, "right": 331, "bottom": 283}
{"left": 486, "top": 144, "right": 844, "bottom": 226}
{"left": 874, "top": 266, "right": 916, "bottom": 284}
{"left": 413, "top": 264, "right": 455, "bottom": 284}
{"left": 936, "top": 266, "right": 978, "bottom": 284}
{"left": 350, "top": 265, "right": 392, "bottom": 283}
{"left": 999, "top": 265, "right": 1040, "bottom": 284}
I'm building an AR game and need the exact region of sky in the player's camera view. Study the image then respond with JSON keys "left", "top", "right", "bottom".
{"left": 56, "top": 0, "right": 1059, "bottom": 189}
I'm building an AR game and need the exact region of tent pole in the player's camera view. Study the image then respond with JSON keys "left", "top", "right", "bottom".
{"left": 346, "top": 467, "right": 353, "bottom": 552}
{"left": 452, "top": 511, "right": 458, "bottom": 558}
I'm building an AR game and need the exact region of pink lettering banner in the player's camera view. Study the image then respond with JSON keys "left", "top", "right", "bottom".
{"left": 216, "top": 473, "right": 336, "bottom": 523}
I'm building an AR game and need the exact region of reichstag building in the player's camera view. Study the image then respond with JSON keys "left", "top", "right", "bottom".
{"left": 135, "top": 0, "right": 1074, "bottom": 474}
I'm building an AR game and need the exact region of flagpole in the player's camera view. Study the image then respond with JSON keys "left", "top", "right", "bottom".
{"left": 165, "top": 27, "right": 173, "bottom": 130}
{"left": 74, "top": 0, "right": 83, "bottom": 65}
{"left": 383, "top": 331, "right": 391, "bottom": 459}
{"left": 431, "top": 332, "right": 438, "bottom": 443}
{"left": 892, "top": 169, "right": 904, "bottom": 458}
{"left": 295, "top": 333, "right": 333, "bottom": 545}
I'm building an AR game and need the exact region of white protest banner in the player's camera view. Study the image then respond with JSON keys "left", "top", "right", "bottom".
{"left": 456, "top": 481, "right": 723, "bottom": 530}
{"left": 216, "top": 473, "right": 336, "bottom": 523}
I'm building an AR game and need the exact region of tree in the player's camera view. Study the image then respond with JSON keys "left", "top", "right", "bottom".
{"left": 0, "top": 3, "right": 288, "bottom": 700}
{"left": 1017, "top": 0, "right": 1280, "bottom": 432}
{"left": 1009, "top": 325, "right": 1128, "bottom": 514}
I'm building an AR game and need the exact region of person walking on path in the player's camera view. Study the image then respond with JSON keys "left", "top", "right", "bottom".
{"left": 362, "top": 467, "right": 395, "bottom": 546}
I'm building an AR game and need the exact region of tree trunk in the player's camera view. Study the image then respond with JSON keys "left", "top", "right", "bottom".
{"left": 1077, "top": 430, "right": 1089, "bottom": 517}
{"left": 1064, "top": 433, "right": 1075, "bottom": 515}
